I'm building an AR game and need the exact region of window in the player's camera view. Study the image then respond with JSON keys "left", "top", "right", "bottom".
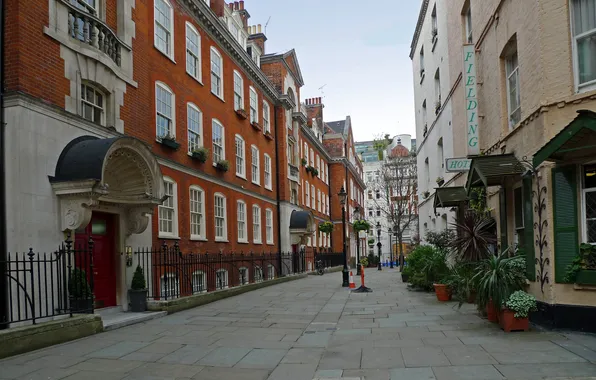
{"left": 214, "top": 193, "right": 227, "bottom": 241}
{"left": 419, "top": 47, "right": 425, "bottom": 77}
{"left": 369, "top": 209, "right": 373, "bottom": 217}
{"left": 305, "top": 182, "right": 310, "bottom": 208}
{"left": 160, "top": 273, "right": 179, "bottom": 298}
{"left": 264, "top": 154, "right": 272, "bottom": 190}
{"left": 192, "top": 271, "right": 206, "bottom": 294}
{"left": 253, "top": 205, "right": 262, "bottom": 243}
{"left": 235, "top": 135, "right": 245, "bottom": 178}
{"left": 159, "top": 178, "right": 177, "bottom": 237}
{"left": 189, "top": 186, "right": 205, "bottom": 239}
{"left": 233, "top": 71, "right": 244, "bottom": 111}
{"left": 254, "top": 266, "right": 263, "bottom": 283}
{"left": 288, "top": 141, "right": 295, "bottom": 166}
{"left": 311, "top": 185, "right": 315, "bottom": 208}
{"left": 286, "top": 109, "right": 292, "bottom": 130}
{"left": 303, "top": 142, "right": 308, "bottom": 161}
{"left": 156, "top": 82, "right": 174, "bottom": 138}
{"left": 505, "top": 50, "right": 521, "bottom": 128}
{"left": 514, "top": 186, "right": 524, "bottom": 247}
{"left": 237, "top": 201, "right": 247, "bottom": 243}
{"left": 434, "top": 69, "right": 441, "bottom": 111}
{"left": 210, "top": 47, "right": 223, "bottom": 98}
{"left": 376, "top": 190, "right": 381, "bottom": 199}
{"left": 266, "top": 209, "right": 273, "bottom": 244}
{"left": 263, "top": 101, "right": 271, "bottom": 133}
{"left": 267, "top": 264, "right": 275, "bottom": 280}
{"left": 154, "top": 0, "right": 173, "bottom": 57}
{"left": 310, "top": 149, "right": 314, "bottom": 166}
{"left": 377, "top": 207, "right": 381, "bottom": 217}
{"left": 249, "top": 87, "right": 258, "bottom": 124}
{"left": 251, "top": 146, "right": 260, "bottom": 185}
{"left": 572, "top": 0, "right": 596, "bottom": 89}
{"left": 80, "top": 83, "right": 105, "bottom": 125}
{"left": 431, "top": 5, "right": 438, "bottom": 41}
{"left": 583, "top": 164, "right": 596, "bottom": 243}
{"left": 187, "top": 103, "right": 202, "bottom": 153}
{"left": 239, "top": 267, "right": 249, "bottom": 285}
{"left": 317, "top": 190, "right": 321, "bottom": 212}
{"left": 216, "top": 269, "right": 228, "bottom": 290}
{"left": 464, "top": 6, "right": 473, "bottom": 43}
{"left": 212, "top": 119, "right": 225, "bottom": 163}
{"left": 186, "top": 23, "right": 201, "bottom": 80}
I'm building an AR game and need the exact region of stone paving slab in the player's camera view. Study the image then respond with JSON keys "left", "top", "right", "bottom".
{"left": 2, "top": 270, "right": 596, "bottom": 380}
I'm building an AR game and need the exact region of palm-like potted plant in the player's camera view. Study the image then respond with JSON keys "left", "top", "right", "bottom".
{"left": 500, "top": 290, "right": 536, "bottom": 332}
{"left": 191, "top": 147, "right": 208, "bottom": 163}
{"left": 68, "top": 268, "right": 93, "bottom": 313}
{"left": 129, "top": 265, "right": 147, "bottom": 312}
{"left": 448, "top": 212, "right": 497, "bottom": 262}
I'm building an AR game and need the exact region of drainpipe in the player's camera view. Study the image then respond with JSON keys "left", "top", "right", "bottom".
{"left": 0, "top": 0, "right": 8, "bottom": 330}
{"left": 274, "top": 106, "right": 282, "bottom": 273}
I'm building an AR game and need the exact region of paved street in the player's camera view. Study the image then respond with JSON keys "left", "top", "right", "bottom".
{"left": 1, "top": 270, "right": 596, "bottom": 380}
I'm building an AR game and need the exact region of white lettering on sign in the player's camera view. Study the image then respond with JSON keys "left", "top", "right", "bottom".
{"left": 463, "top": 44, "right": 479, "bottom": 155}
{"left": 445, "top": 158, "right": 472, "bottom": 172}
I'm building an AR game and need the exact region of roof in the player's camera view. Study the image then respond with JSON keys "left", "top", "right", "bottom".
{"left": 465, "top": 154, "right": 526, "bottom": 190}
{"left": 434, "top": 187, "right": 468, "bottom": 209}
{"left": 327, "top": 120, "right": 346, "bottom": 134}
{"left": 261, "top": 49, "right": 304, "bottom": 86}
{"left": 409, "top": 0, "right": 430, "bottom": 58}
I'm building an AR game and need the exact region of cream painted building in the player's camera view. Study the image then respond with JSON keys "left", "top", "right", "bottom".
{"left": 415, "top": 0, "right": 596, "bottom": 331}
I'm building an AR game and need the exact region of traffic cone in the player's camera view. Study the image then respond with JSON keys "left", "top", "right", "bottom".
{"left": 349, "top": 271, "right": 355, "bottom": 289}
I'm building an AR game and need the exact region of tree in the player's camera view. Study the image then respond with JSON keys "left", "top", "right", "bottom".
{"left": 370, "top": 148, "right": 418, "bottom": 271}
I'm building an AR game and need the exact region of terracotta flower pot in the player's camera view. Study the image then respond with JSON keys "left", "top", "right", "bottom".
{"left": 433, "top": 283, "right": 452, "bottom": 302}
{"left": 499, "top": 309, "right": 529, "bottom": 332}
{"left": 486, "top": 300, "right": 499, "bottom": 323}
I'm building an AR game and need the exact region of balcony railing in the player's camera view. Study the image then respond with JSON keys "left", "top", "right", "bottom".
{"left": 62, "top": 0, "right": 130, "bottom": 67}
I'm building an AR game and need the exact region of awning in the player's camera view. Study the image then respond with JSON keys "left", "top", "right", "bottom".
{"left": 465, "top": 154, "right": 526, "bottom": 190}
{"left": 433, "top": 187, "right": 468, "bottom": 209}
{"left": 289, "top": 210, "right": 314, "bottom": 230}
{"left": 533, "top": 110, "right": 596, "bottom": 167}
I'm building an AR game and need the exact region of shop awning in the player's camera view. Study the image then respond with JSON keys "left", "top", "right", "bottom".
{"left": 533, "top": 110, "right": 596, "bottom": 167}
{"left": 433, "top": 187, "right": 468, "bottom": 209}
{"left": 465, "top": 154, "right": 526, "bottom": 189}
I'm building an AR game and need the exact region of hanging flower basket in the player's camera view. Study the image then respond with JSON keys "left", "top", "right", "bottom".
{"left": 216, "top": 160, "right": 230, "bottom": 172}
{"left": 235, "top": 109, "right": 248, "bottom": 119}
{"left": 353, "top": 219, "right": 371, "bottom": 232}
{"left": 191, "top": 147, "right": 208, "bottom": 163}
{"left": 318, "top": 221, "right": 334, "bottom": 234}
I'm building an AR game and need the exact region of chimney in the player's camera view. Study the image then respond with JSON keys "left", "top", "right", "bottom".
{"left": 248, "top": 23, "right": 267, "bottom": 54}
{"left": 305, "top": 98, "right": 324, "bottom": 127}
{"left": 210, "top": 0, "right": 225, "bottom": 17}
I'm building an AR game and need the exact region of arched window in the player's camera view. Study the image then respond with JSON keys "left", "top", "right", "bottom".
{"left": 249, "top": 87, "right": 258, "bottom": 124}
{"left": 156, "top": 81, "right": 175, "bottom": 139}
{"left": 210, "top": 47, "right": 223, "bottom": 98}
{"left": 254, "top": 266, "right": 263, "bottom": 283}
{"left": 154, "top": 0, "right": 174, "bottom": 58}
{"left": 216, "top": 269, "right": 228, "bottom": 290}
{"left": 264, "top": 154, "right": 272, "bottom": 190}
{"left": 192, "top": 271, "right": 206, "bottom": 294}
{"left": 214, "top": 193, "right": 227, "bottom": 241}
{"left": 186, "top": 22, "right": 201, "bottom": 80}
{"left": 251, "top": 145, "right": 260, "bottom": 185}
{"left": 233, "top": 70, "right": 244, "bottom": 111}
{"left": 235, "top": 135, "right": 245, "bottom": 178}
{"left": 187, "top": 103, "right": 202, "bottom": 153}
{"left": 267, "top": 264, "right": 275, "bottom": 280}
{"left": 212, "top": 119, "right": 225, "bottom": 164}
{"left": 239, "top": 267, "right": 249, "bottom": 285}
{"left": 159, "top": 177, "right": 178, "bottom": 237}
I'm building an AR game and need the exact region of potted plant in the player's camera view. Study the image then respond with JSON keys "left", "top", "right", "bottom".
{"left": 427, "top": 249, "right": 450, "bottom": 301}
{"left": 401, "top": 265, "right": 411, "bottom": 283}
{"left": 312, "top": 167, "right": 319, "bottom": 177}
{"left": 500, "top": 291, "right": 537, "bottom": 332}
{"left": 305, "top": 166, "right": 312, "bottom": 174}
{"left": 301, "top": 158, "right": 307, "bottom": 166}
{"left": 216, "top": 160, "right": 230, "bottom": 172}
{"left": 318, "top": 221, "right": 334, "bottom": 234}
{"left": 353, "top": 219, "right": 371, "bottom": 232}
{"left": 368, "top": 238, "right": 375, "bottom": 247}
{"left": 159, "top": 134, "right": 180, "bottom": 150}
{"left": 129, "top": 265, "right": 148, "bottom": 312}
{"left": 68, "top": 268, "right": 93, "bottom": 313}
{"left": 444, "top": 261, "right": 478, "bottom": 307}
{"left": 448, "top": 212, "right": 497, "bottom": 262}
{"left": 436, "top": 177, "right": 445, "bottom": 186}
{"left": 191, "top": 147, "right": 208, "bottom": 163}
{"left": 235, "top": 108, "right": 248, "bottom": 119}
{"left": 359, "top": 257, "right": 369, "bottom": 269}
{"left": 564, "top": 243, "right": 596, "bottom": 284}
{"left": 251, "top": 121, "right": 262, "bottom": 131}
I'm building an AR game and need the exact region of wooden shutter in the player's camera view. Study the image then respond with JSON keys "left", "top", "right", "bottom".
{"left": 552, "top": 166, "right": 579, "bottom": 283}
{"left": 499, "top": 188, "right": 508, "bottom": 253}
{"left": 523, "top": 176, "right": 536, "bottom": 281}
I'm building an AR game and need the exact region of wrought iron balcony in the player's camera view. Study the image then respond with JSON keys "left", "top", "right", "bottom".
{"left": 62, "top": 0, "right": 130, "bottom": 67}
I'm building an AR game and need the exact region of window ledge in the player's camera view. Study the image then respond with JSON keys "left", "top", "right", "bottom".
{"left": 252, "top": 181, "right": 261, "bottom": 186}
{"left": 215, "top": 238, "right": 229, "bottom": 243}
{"left": 190, "top": 236, "right": 207, "bottom": 241}
{"left": 187, "top": 72, "right": 204, "bottom": 86}
{"left": 265, "top": 186, "right": 273, "bottom": 191}
{"left": 238, "top": 240, "right": 249, "bottom": 244}
{"left": 432, "top": 36, "right": 438, "bottom": 52}
{"left": 236, "top": 174, "right": 247, "bottom": 180}
{"left": 154, "top": 45, "right": 176, "bottom": 64}
{"left": 267, "top": 242, "right": 274, "bottom": 246}
{"left": 253, "top": 241, "right": 263, "bottom": 245}
{"left": 158, "top": 235, "right": 180, "bottom": 240}
{"left": 212, "top": 91, "right": 225, "bottom": 103}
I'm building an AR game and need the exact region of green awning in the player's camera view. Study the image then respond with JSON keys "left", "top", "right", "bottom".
{"left": 465, "top": 154, "right": 525, "bottom": 190}
{"left": 433, "top": 187, "right": 468, "bottom": 209}
{"left": 533, "top": 110, "right": 596, "bottom": 167}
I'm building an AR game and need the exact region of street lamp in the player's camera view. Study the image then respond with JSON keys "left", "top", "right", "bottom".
{"left": 388, "top": 228, "right": 394, "bottom": 269}
{"left": 338, "top": 186, "right": 349, "bottom": 287}
{"left": 376, "top": 222, "right": 382, "bottom": 271}
{"left": 353, "top": 207, "right": 362, "bottom": 275}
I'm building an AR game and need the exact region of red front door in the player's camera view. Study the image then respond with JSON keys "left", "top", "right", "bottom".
{"left": 75, "top": 212, "right": 117, "bottom": 309}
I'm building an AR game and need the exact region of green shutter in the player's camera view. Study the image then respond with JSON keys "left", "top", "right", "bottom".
{"left": 552, "top": 166, "right": 579, "bottom": 283}
{"left": 499, "top": 189, "right": 508, "bottom": 253}
{"left": 523, "top": 177, "right": 536, "bottom": 281}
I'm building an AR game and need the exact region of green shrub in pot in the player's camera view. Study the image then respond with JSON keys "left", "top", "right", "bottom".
{"left": 505, "top": 290, "right": 537, "bottom": 318}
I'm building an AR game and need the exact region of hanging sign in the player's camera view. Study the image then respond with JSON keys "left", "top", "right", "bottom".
{"left": 463, "top": 44, "right": 479, "bottom": 155}
{"left": 445, "top": 157, "right": 472, "bottom": 172}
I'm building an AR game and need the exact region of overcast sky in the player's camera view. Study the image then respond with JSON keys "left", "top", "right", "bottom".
{"left": 245, "top": 0, "right": 421, "bottom": 142}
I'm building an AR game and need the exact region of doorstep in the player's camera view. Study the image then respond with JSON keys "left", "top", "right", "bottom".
{"left": 95, "top": 306, "right": 167, "bottom": 331}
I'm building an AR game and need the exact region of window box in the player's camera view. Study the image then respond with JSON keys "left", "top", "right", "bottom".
{"left": 159, "top": 135, "right": 180, "bottom": 150}
{"left": 301, "top": 158, "right": 307, "bottom": 166}
{"left": 576, "top": 270, "right": 596, "bottom": 285}
{"left": 216, "top": 160, "right": 230, "bottom": 172}
{"left": 235, "top": 108, "right": 248, "bottom": 119}
{"left": 251, "top": 121, "right": 262, "bottom": 131}
{"left": 264, "top": 131, "right": 274, "bottom": 141}
{"left": 191, "top": 147, "right": 208, "bottom": 163}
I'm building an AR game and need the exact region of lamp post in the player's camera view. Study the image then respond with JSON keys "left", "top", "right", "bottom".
{"left": 394, "top": 227, "right": 401, "bottom": 271}
{"left": 354, "top": 207, "right": 361, "bottom": 275}
{"left": 388, "top": 228, "right": 394, "bottom": 269}
{"left": 376, "top": 222, "right": 382, "bottom": 271}
{"left": 338, "top": 186, "right": 349, "bottom": 287}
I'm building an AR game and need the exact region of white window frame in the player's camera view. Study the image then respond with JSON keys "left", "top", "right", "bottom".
{"left": 160, "top": 273, "right": 179, "bottom": 298}
{"left": 254, "top": 266, "right": 263, "bottom": 283}
{"left": 465, "top": 6, "right": 473, "bottom": 44}
{"left": 192, "top": 270, "right": 206, "bottom": 294}
{"left": 303, "top": 142, "right": 308, "bottom": 161}
{"left": 212, "top": 119, "right": 225, "bottom": 165}
{"left": 266, "top": 208, "right": 274, "bottom": 244}
{"left": 189, "top": 185, "right": 206, "bottom": 240}
{"left": 216, "top": 269, "right": 228, "bottom": 290}
{"left": 264, "top": 154, "right": 272, "bottom": 190}
{"left": 185, "top": 22, "right": 201, "bottom": 81}
{"left": 155, "top": 81, "right": 175, "bottom": 139}
{"left": 571, "top": 1, "right": 596, "bottom": 92}
{"left": 253, "top": 205, "right": 262, "bottom": 244}
{"left": 233, "top": 70, "right": 244, "bottom": 111}
{"left": 581, "top": 163, "right": 596, "bottom": 244}
{"left": 267, "top": 264, "right": 275, "bottom": 280}
{"left": 251, "top": 145, "right": 260, "bottom": 185}
{"left": 239, "top": 267, "right": 249, "bottom": 285}
{"left": 249, "top": 87, "right": 258, "bottom": 124}
{"left": 237, "top": 200, "right": 248, "bottom": 243}
{"left": 505, "top": 51, "right": 521, "bottom": 129}
{"left": 235, "top": 135, "right": 246, "bottom": 178}
{"left": 80, "top": 82, "right": 106, "bottom": 126}
{"left": 210, "top": 47, "right": 223, "bottom": 99}
{"left": 263, "top": 100, "right": 271, "bottom": 133}
{"left": 159, "top": 177, "right": 178, "bottom": 238}
{"left": 154, "top": 0, "right": 174, "bottom": 59}
{"left": 317, "top": 189, "right": 321, "bottom": 212}
{"left": 187, "top": 103, "right": 202, "bottom": 153}
{"left": 214, "top": 193, "right": 228, "bottom": 241}
{"left": 305, "top": 181, "right": 310, "bottom": 208}
{"left": 311, "top": 184, "right": 315, "bottom": 209}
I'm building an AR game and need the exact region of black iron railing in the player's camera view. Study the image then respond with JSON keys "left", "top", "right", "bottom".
{"left": 0, "top": 235, "right": 95, "bottom": 328}
{"left": 313, "top": 251, "right": 345, "bottom": 268}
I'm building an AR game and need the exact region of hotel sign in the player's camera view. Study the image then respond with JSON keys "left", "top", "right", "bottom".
{"left": 445, "top": 157, "right": 472, "bottom": 172}
{"left": 463, "top": 44, "right": 479, "bottom": 155}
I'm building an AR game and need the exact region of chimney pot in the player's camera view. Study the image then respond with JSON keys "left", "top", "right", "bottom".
{"left": 234, "top": 1, "right": 238, "bottom": 10}
{"left": 307, "top": 99, "right": 311, "bottom": 105}
{"left": 239, "top": 0, "right": 244, "bottom": 10}
{"left": 258, "top": 24, "right": 262, "bottom": 33}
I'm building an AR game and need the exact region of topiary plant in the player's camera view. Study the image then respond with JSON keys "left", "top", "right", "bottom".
{"left": 359, "top": 257, "right": 369, "bottom": 267}
{"left": 68, "top": 268, "right": 92, "bottom": 298}
{"left": 505, "top": 290, "right": 537, "bottom": 318}
{"left": 131, "top": 265, "right": 146, "bottom": 290}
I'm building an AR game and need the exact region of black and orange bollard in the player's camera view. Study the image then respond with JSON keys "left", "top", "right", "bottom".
{"left": 352, "top": 264, "right": 373, "bottom": 293}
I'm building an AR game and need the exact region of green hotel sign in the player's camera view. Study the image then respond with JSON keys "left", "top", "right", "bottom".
{"left": 445, "top": 158, "right": 472, "bottom": 172}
